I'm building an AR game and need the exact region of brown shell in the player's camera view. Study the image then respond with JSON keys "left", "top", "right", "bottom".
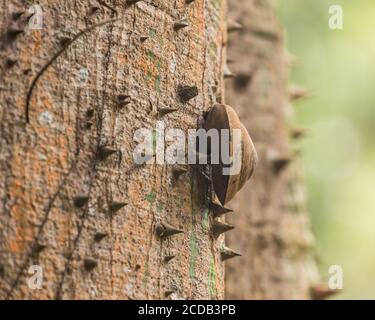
{"left": 204, "top": 104, "right": 258, "bottom": 205}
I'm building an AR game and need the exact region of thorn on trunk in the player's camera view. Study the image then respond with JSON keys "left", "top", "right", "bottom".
{"left": 88, "top": 5, "right": 100, "bottom": 16}
{"left": 116, "top": 94, "right": 131, "bottom": 107}
{"left": 108, "top": 201, "right": 127, "bottom": 213}
{"left": 140, "top": 35, "right": 149, "bottom": 42}
{"left": 157, "top": 107, "right": 178, "bottom": 116}
{"left": 212, "top": 220, "right": 235, "bottom": 236}
{"left": 11, "top": 10, "right": 25, "bottom": 21}
{"left": 227, "top": 19, "right": 242, "bottom": 32}
{"left": 174, "top": 18, "right": 189, "bottom": 31}
{"left": 272, "top": 158, "right": 290, "bottom": 174}
{"left": 178, "top": 85, "right": 198, "bottom": 103}
{"left": 5, "top": 56, "right": 18, "bottom": 69}
{"left": 210, "top": 201, "right": 233, "bottom": 218}
{"left": 34, "top": 243, "right": 47, "bottom": 254}
{"left": 73, "top": 195, "right": 89, "bottom": 208}
{"left": 164, "top": 255, "right": 175, "bottom": 263}
{"left": 267, "top": 150, "right": 291, "bottom": 175}
{"left": 6, "top": 23, "right": 24, "bottom": 40}
{"left": 310, "top": 283, "right": 338, "bottom": 300}
{"left": 59, "top": 36, "right": 72, "bottom": 47}
{"left": 23, "top": 68, "right": 31, "bottom": 75}
{"left": 86, "top": 108, "right": 95, "bottom": 118}
{"left": 220, "top": 246, "right": 241, "bottom": 261}
{"left": 164, "top": 291, "right": 174, "bottom": 298}
{"left": 291, "top": 127, "right": 307, "bottom": 140}
{"left": 224, "top": 64, "right": 236, "bottom": 79}
{"left": 155, "top": 222, "right": 183, "bottom": 239}
{"left": 289, "top": 85, "right": 311, "bottom": 101}
{"left": 94, "top": 232, "right": 108, "bottom": 242}
{"left": 127, "top": 0, "right": 142, "bottom": 5}
{"left": 83, "top": 258, "right": 98, "bottom": 271}
{"left": 233, "top": 73, "right": 252, "bottom": 91}
{"left": 98, "top": 146, "right": 117, "bottom": 161}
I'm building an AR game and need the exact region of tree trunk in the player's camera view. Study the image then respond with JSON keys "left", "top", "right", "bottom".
{"left": 0, "top": 0, "right": 227, "bottom": 299}
{"left": 1, "top": 0, "right": 320, "bottom": 301}
{"left": 225, "top": 0, "right": 319, "bottom": 299}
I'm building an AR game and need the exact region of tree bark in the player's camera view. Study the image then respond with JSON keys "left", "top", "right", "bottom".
{"left": 0, "top": 0, "right": 227, "bottom": 300}
{"left": 1, "top": 0, "right": 320, "bottom": 301}
{"left": 224, "top": 0, "right": 319, "bottom": 299}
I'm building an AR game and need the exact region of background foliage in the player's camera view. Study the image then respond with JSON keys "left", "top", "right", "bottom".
{"left": 279, "top": 0, "right": 375, "bottom": 299}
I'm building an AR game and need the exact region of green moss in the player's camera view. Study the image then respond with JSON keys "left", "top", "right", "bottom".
{"left": 155, "top": 75, "right": 161, "bottom": 94}
{"left": 201, "top": 208, "right": 210, "bottom": 231}
{"left": 208, "top": 257, "right": 217, "bottom": 298}
{"left": 145, "top": 191, "right": 156, "bottom": 204}
{"left": 142, "top": 261, "right": 150, "bottom": 288}
{"left": 189, "top": 232, "right": 199, "bottom": 280}
{"left": 148, "top": 28, "right": 157, "bottom": 38}
{"left": 211, "top": 0, "right": 221, "bottom": 10}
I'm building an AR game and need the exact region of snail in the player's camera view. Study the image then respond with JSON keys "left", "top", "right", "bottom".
{"left": 199, "top": 104, "right": 258, "bottom": 205}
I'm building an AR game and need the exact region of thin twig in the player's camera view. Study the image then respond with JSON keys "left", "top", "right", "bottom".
{"left": 25, "top": 17, "right": 124, "bottom": 123}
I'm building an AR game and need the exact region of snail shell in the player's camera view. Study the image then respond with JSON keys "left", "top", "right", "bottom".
{"left": 204, "top": 104, "right": 258, "bottom": 205}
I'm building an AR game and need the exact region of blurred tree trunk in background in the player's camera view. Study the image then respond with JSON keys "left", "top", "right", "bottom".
{"left": 225, "top": 0, "right": 319, "bottom": 299}
{"left": 0, "top": 0, "right": 228, "bottom": 299}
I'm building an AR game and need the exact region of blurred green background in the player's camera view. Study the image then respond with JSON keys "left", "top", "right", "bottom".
{"left": 278, "top": 0, "right": 375, "bottom": 299}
